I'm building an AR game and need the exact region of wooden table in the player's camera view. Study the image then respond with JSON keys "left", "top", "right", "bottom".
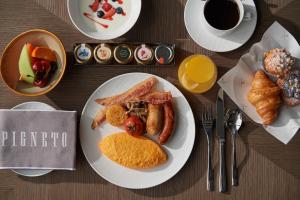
{"left": 0, "top": 0, "right": 300, "bottom": 199}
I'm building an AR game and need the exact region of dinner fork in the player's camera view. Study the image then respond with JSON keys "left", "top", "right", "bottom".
{"left": 202, "top": 104, "right": 214, "bottom": 191}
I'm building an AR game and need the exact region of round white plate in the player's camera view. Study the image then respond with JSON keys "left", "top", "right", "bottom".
{"left": 11, "top": 101, "right": 55, "bottom": 177}
{"left": 80, "top": 73, "right": 195, "bottom": 189}
{"left": 67, "top": 0, "right": 141, "bottom": 40}
{"left": 184, "top": 0, "right": 257, "bottom": 52}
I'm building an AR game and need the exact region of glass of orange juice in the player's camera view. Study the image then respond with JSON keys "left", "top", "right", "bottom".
{"left": 178, "top": 54, "right": 217, "bottom": 93}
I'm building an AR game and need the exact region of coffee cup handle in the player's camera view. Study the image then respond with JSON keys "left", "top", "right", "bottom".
{"left": 243, "top": 11, "right": 252, "bottom": 21}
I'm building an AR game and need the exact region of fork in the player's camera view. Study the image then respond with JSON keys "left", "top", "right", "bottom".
{"left": 202, "top": 104, "right": 214, "bottom": 191}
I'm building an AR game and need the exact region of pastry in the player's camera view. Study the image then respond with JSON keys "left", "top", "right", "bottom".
{"left": 277, "top": 70, "right": 300, "bottom": 106}
{"left": 99, "top": 133, "right": 167, "bottom": 169}
{"left": 247, "top": 70, "right": 281, "bottom": 125}
{"left": 264, "top": 48, "right": 295, "bottom": 77}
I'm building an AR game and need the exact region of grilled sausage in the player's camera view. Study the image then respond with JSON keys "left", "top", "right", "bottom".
{"left": 146, "top": 104, "right": 163, "bottom": 135}
{"left": 158, "top": 102, "right": 174, "bottom": 144}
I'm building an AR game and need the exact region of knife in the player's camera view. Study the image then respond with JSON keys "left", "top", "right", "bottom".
{"left": 216, "top": 88, "right": 227, "bottom": 193}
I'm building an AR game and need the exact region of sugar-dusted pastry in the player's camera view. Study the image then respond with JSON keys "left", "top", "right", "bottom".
{"left": 247, "top": 70, "right": 281, "bottom": 125}
{"left": 264, "top": 48, "right": 295, "bottom": 77}
{"left": 99, "top": 133, "right": 167, "bottom": 169}
{"left": 277, "top": 70, "right": 300, "bottom": 106}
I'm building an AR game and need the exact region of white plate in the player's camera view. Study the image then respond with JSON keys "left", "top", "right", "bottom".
{"left": 11, "top": 101, "right": 55, "bottom": 177}
{"left": 67, "top": 0, "right": 141, "bottom": 40}
{"left": 80, "top": 73, "right": 195, "bottom": 189}
{"left": 184, "top": 0, "right": 257, "bottom": 52}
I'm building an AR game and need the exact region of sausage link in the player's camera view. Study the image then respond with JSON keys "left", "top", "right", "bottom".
{"left": 146, "top": 104, "right": 163, "bottom": 135}
{"left": 158, "top": 101, "right": 174, "bottom": 144}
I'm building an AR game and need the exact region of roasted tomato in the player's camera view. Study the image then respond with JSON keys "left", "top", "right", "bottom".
{"left": 124, "top": 116, "right": 144, "bottom": 136}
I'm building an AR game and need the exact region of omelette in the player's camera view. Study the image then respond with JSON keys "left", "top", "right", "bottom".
{"left": 99, "top": 133, "right": 167, "bottom": 169}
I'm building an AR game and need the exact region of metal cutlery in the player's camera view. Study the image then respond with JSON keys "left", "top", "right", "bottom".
{"left": 216, "top": 88, "right": 227, "bottom": 193}
{"left": 225, "top": 109, "right": 243, "bottom": 186}
{"left": 202, "top": 104, "right": 214, "bottom": 191}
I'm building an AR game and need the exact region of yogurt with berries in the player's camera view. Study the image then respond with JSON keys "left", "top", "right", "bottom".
{"left": 80, "top": 0, "right": 131, "bottom": 32}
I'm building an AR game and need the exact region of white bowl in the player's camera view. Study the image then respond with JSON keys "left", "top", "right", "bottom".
{"left": 67, "top": 0, "right": 141, "bottom": 40}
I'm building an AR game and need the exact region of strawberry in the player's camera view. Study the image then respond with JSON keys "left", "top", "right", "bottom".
{"left": 102, "top": 2, "right": 112, "bottom": 12}
{"left": 89, "top": 0, "right": 100, "bottom": 12}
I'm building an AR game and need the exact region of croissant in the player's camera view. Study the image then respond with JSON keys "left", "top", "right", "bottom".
{"left": 247, "top": 70, "right": 281, "bottom": 125}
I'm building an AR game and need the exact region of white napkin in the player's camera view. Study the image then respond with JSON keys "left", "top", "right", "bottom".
{"left": 218, "top": 22, "right": 300, "bottom": 144}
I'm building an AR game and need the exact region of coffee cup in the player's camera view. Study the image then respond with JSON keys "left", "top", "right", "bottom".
{"left": 202, "top": 0, "right": 251, "bottom": 36}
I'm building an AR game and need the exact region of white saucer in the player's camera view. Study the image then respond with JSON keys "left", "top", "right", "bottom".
{"left": 184, "top": 0, "right": 257, "bottom": 52}
{"left": 11, "top": 101, "right": 55, "bottom": 177}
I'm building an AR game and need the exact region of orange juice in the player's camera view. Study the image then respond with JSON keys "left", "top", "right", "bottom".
{"left": 178, "top": 55, "right": 217, "bottom": 93}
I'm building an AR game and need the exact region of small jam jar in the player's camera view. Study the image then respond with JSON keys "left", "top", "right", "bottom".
{"left": 154, "top": 45, "right": 174, "bottom": 64}
{"left": 94, "top": 43, "right": 113, "bottom": 64}
{"left": 74, "top": 43, "right": 93, "bottom": 64}
{"left": 113, "top": 44, "right": 133, "bottom": 64}
{"left": 134, "top": 44, "right": 154, "bottom": 64}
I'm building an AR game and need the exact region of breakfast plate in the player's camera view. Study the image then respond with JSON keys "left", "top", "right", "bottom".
{"left": 11, "top": 101, "right": 55, "bottom": 177}
{"left": 80, "top": 73, "right": 195, "bottom": 189}
{"left": 184, "top": 0, "right": 257, "bottom": 52}
{"left": 67, "top": 0, "right": 141, "bottom": 40}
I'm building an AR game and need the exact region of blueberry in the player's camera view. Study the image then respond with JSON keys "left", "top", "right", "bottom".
{"left": 97, "top": 10, "right": 105, "bottom": 18}
{"left": 294, "top": 92, "right": 300, "bottom": 99}
{"left": 116, "top": 7, "right": 123, "bottom": 14}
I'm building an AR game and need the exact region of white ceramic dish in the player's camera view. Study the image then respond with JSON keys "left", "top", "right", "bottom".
{"left": 80, "top": 73, "right": 195, "bottom": 189}
{"left": 184, "top": 0, "right": 257, "bottom": 52}
{"left": 11, "top": 101, "right": 55, "bottom": 177}
{"left": 67, "top": 0, "right": 141, "bottom": 40}
{"left": 218, "top": 22, "right": 300, "bottom": 144}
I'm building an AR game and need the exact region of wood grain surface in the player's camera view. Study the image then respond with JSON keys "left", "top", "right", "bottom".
{"left": 0, "top": 0, "right": 300, "bottom": 199}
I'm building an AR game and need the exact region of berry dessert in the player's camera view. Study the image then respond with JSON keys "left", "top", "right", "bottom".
{"left": 84, "top": 0, "right": 126, "bottom": 29}
{"left": 18, "top": 43, "right": 58, "bottom": 88}
{"left": 277, "top": 70, "right": 300, "bottom": 106}
{"left": 264, "top": 48, "right": 295, "bottom": 78}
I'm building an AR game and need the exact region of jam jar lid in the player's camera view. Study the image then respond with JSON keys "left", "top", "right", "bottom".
{"left": 74, "top": 43, "right": 93, "bottom": 64}
{"left": 134, "top": 44, "right": 154, "bottom": 64}
{"left": 113, "top": 44, "right": 133, "bottom": 64}
{"left": 94, "top": 43, "right": 113, "bottom": 64}
{"left": 154, "top": 45, "right": 174, "bottom": 64}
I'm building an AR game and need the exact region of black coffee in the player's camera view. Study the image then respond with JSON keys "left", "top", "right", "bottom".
{"left": 204, "top": 0, "right": 240, "bottom": 30}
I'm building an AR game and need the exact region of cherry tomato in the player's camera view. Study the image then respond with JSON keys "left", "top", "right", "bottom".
{"left": 124, "top": 116, "right": 144, "bottom": 136}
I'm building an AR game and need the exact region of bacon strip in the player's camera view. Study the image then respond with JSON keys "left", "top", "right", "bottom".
{"left": 91, "top": 108, "right": 107, "bottom": 129}
{"left": 95, "top": 77, "right": 157, "bottom": 106}
{"left": 133, "top": 91, "right": 172, "bottom": 104}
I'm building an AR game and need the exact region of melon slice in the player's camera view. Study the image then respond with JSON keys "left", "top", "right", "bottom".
{"left": 19, "top": 43, "right": 36, "bottom": 83}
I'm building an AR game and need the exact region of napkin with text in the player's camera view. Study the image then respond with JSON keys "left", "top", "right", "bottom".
{"left": 0, "top": 110, "right": 77, "bottom": 170}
